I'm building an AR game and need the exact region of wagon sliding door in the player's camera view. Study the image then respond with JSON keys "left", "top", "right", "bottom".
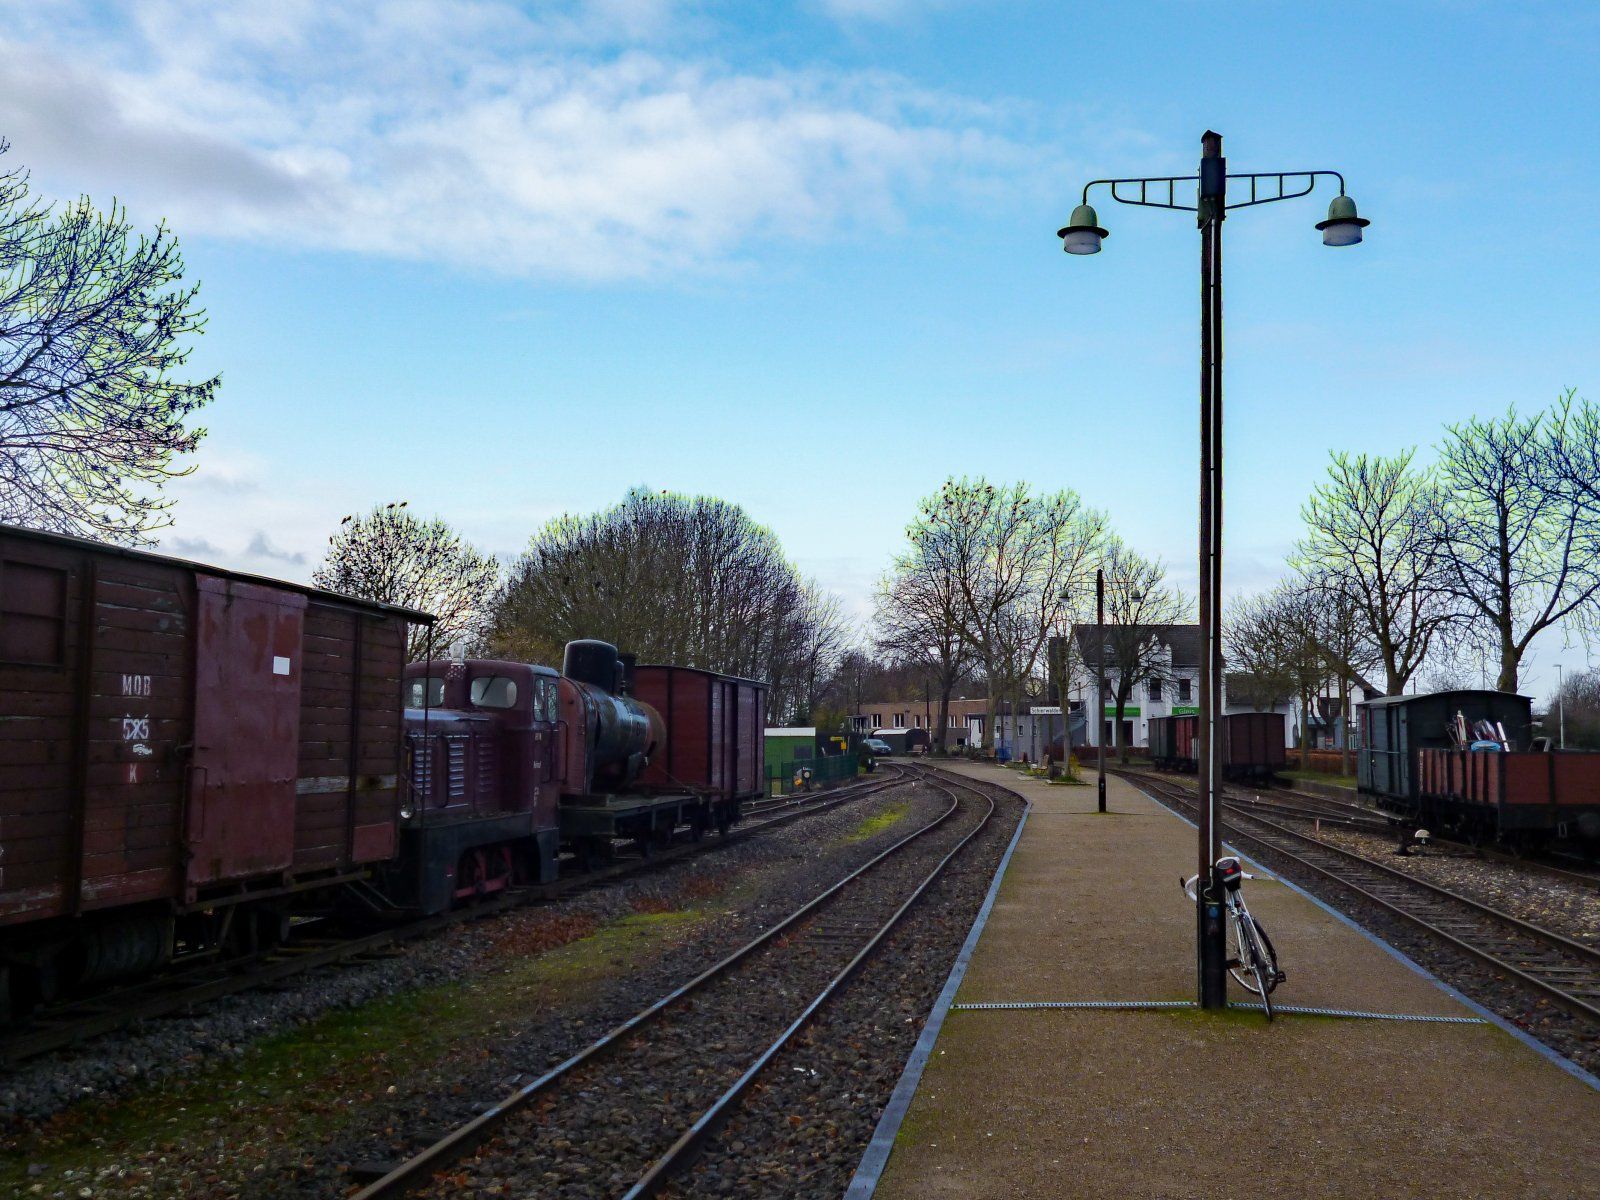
{"left": 185, "top": 577, "right": 306, "bottom": 891}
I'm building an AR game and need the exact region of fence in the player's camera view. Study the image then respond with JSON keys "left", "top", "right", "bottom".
{"left": 765, "top": 752, "right": 859, "bottom": 797}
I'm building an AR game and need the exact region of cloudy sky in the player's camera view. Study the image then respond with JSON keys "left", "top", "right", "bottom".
{"left": 4, "top": 0, "right": 1597, "bottom": 695}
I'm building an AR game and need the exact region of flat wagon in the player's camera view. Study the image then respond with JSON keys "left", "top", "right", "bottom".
{"left": 0, "top": 524, "right": 425, "bottom": 1007}
{"left": 1358, "top": 690, "right": 1600, "bottom": 845}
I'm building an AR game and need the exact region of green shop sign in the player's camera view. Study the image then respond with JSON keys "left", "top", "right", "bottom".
{"left": 1102, "top": 706, "right": 1140, "bottom": 717}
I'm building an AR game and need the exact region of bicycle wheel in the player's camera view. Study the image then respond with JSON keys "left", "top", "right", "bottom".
{"left": 1225, "top": 909, "right": 1261, "bottom": 993}
{"left": 1251, "top": 917, "right": 1283, "bottom": 994}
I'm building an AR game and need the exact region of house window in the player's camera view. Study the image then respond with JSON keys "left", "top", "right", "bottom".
{"left": 1148, "top": 678, "right": 1162, "bottom": 702}
{"left": 0, "top": 560, "right": 68, "bottom": 667}
{"left": 1178, "top": 678, "right": 1192, "bottom": 703}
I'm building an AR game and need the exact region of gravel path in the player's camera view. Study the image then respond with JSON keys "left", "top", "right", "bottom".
{"left": 3, "top": 777, "right": 961, "bottom": 1199}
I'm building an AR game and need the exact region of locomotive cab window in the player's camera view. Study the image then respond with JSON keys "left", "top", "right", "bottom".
{"left": 470, "top": 675, "right": 518, "bottom": 709}
{"left": 0, "top": 559, "right": 68, "bottom": 667}
{"left": 406, "top": 676, "right": 445, "bottom": 708}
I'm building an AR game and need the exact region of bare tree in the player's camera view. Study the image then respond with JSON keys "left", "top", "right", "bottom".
{"left": 313, "top": 502, "right": 499, "bottom": 658}
{"left": 1225, "top": 584, "right": 1324, "bottom": 766}
{"left": 875, "top": 518, "right": 973, "bottom": 753}
{"left": 1094, "top": 542, "right": 1191, "bottom": 761}
{"left": 901, "top": 478, "right": 1106, "bottom": 752}
{"left": 0, "top": 143, "right": 217, "bottom": 543}
{"left": 1552, "top": 667, "right": 1600, "bottom": 751}
{"left": 1296, "top": 449, "right": 1454, "bottom": 694}
{"left": 487, "top": 488, "right": 835, "bottom": 721}
{"left": 1433, "top": 400, "right": 1600, "bottom": 691}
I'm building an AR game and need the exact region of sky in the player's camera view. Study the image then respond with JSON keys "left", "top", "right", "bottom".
{"left": 2, "top": 0, "right": 1596, "bottom": 700}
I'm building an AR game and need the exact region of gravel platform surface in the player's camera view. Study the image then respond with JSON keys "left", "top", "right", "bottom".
{"left": 3, "top": 777, "right": 961, "bottom": 1199}
{"left": 872, "top": 766, "right": 1600, "bottom": 1200}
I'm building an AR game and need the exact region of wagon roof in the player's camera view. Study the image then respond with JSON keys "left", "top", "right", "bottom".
{"left": 1359, "top": 688, "right": 1530, "bottom": 709}
{"left": 0, "top": 522, "right": 436, "bottom": 623}
{"left": 635, "top": 662, "right": 768, "bottom": 688}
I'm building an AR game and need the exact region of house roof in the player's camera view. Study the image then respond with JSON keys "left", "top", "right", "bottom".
{"left": 1069, "top": 624, "right": 1202, "bottom": 669}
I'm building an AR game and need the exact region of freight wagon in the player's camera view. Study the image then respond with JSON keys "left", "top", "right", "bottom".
{"left": 0, "top": 524, "right": 424, "bottom": 1011}
{"left": 1357, "top": 690, "right": 1600, "bottom": 846}
{"left": 1146, "top": 712, "right": 1287, "bottom": 781}
{"left": 1, "top": 524, "right": 772, "bottom": 1019}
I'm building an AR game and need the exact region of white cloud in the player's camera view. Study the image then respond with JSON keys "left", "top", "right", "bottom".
{"left": 0, "top": 0, "right": 1040, "bottom": 280}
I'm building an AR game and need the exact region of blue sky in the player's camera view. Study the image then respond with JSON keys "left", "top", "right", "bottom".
{"left": 3, "top": 0, "right": 1595, "bottom": 696}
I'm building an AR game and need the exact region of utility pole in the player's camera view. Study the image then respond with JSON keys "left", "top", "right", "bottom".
{"left": 1097, "top": 568, "right": 1108, "bottom": 814}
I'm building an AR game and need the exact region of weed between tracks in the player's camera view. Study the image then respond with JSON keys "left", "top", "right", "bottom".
{"left": 0, "top": 903, "right": 712, "bottom": 1197}
{"left": 841, "top": 802, "right": 912, "bottom": 843}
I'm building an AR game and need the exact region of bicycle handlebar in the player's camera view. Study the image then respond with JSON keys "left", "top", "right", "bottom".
{"left": 1182, "top": 869, "right": 1256, "bottom": 902}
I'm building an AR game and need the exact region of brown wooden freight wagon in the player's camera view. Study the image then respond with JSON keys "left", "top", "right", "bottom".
{"left": 632, "top": 665, "right": 766, "bottom": 822}
{"left": 0, "top": 524, "right": 430, "bottom": 1004}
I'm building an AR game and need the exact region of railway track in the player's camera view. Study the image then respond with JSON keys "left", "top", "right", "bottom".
{"left": 347, "top": 766, "right": 998, "bottom": 1199}
{"left": 1139, "top": 768, "right": 1600, "bottom": 894}
{"left": 1123, "top": 770, "right": 1600, "bottom": 1026}
{"left": 0, "top": 768, "right": 906, "bottom": 1069}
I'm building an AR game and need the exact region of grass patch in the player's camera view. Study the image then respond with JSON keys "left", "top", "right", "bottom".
{"left": 3, "top": 908, "right": 703, "bottom": 1193}
{"left": 842, "top": 801, "right": 911, "bottom": 843}
{"left": 1279, "top": 769, "right": 1358, "bottom": 790}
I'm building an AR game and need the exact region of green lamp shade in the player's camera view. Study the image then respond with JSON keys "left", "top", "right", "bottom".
{"left": 1058, "top": 203, "right": 1108, "bottom": 255}
{"left": 1316, "top": 194, "right": 1370, "bottom": 247}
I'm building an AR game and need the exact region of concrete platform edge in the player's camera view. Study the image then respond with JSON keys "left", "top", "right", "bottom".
{"left": 844, "top": 772, "right": 1033, "bottom": 1198}
{"left": 1131, "top": 778, "right": 1600, "bottom": 1093}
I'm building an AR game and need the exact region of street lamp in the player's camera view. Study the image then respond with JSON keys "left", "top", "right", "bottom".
{"left": 1094, "top": 570, "right": 1142, "bottom": 815}
{"left": 1060, "top": 131, "right": 1368, "bottom": 1010}
{"left": 1556, "top": 664, "right": 1566, "bottom": 750}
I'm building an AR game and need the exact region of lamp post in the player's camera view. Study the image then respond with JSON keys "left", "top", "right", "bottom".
{"left": 1557, "top": 664, "right": 1566, "bottom": 750}
{"left": 1094, "top": 570, "right": 1143, "bottom": 814}
{"left": 1060, "top": 131, "right": 1368, "bottom": 1010}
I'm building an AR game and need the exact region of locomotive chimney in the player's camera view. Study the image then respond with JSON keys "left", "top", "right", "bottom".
{"left": 563, "top": 639, "right": 620, "bottom": 694}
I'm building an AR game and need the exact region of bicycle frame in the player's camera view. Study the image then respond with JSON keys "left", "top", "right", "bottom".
{"left": 1183, "top": 856, "right": 1283, "bottom": 1020}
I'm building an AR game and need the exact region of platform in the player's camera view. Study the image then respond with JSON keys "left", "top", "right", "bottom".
{"left": 859, "top": 763, "right": 1600, "bottom": 1200}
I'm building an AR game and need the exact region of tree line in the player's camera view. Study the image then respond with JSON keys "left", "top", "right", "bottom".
{"left": 1228, "top": 390, "right": 1600, "bottom": 763}
{"left": 315, "top": 488, "right": 849, "bottom": 723}
{"left": 872, "top": 477, "right": 1190, "bottom": 754}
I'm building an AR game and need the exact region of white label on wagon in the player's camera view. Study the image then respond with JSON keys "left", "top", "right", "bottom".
{"left": 273, "top": 656, "right": 292, "bottom": 676}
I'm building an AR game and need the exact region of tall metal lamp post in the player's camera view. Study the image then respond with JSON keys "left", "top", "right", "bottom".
{"left": 1556, "top": 664, "right": 1566, "bottom": 750}
{"left": 1095, "top": 570, "right": 1141, "bottom": 815}
{"left": 1059, "top": 131, "right": 1369, "bottom": 1010}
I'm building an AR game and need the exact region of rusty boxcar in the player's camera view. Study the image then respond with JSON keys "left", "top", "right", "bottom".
{"left": 0, "top": 524, "right": 427, "bottom": 1009}
{"left": 1146, "top": 712, "right": 1287, "bottom": 781}
{"left": 633, "top": 662, "right": 766, "bottom": 822}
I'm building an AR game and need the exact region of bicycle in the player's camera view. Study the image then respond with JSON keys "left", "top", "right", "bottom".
{"left": 1183, "top": 856, "right": 1285, "bottom": 1019}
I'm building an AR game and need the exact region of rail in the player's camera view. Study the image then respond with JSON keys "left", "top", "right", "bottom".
{"left": 349, "top": 764, "right": 996, "bottom": 1199}
{"left": 1125, "top": 770, "right": 1600, "bottom": 1026}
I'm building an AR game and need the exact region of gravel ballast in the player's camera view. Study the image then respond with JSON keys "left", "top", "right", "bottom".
{"left": 3, "top": 771, "right": 1021, "bottom": 1199}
